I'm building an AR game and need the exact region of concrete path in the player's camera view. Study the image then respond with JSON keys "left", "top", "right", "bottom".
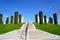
{"left": 0, "top": 22, "right": 60, "bottom": 40}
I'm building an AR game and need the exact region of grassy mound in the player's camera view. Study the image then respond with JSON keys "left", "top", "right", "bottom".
{"left": 34, "top": 23, "right": 60, "bottom": 35}
{"left": 0, "top": 23, "right": 23, "bottom": 34}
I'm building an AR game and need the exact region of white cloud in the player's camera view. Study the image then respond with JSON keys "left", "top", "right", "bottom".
{"left": 5, "top": 16, "right": 8, "bottom": 18}
{"left": 58, "top": 16, "right": 60, "bottom": 18}
{"left": 58, "top": 19, "right": 60, "bottom": 22}
{"left": 58, "top": 19, "right": 60, "bottom": 24}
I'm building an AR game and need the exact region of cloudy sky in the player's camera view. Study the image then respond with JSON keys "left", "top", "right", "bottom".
{"left": 0, "top": 0, "right": 60, "bottom": 24}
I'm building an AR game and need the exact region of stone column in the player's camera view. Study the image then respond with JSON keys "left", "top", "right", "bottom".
{"left": 35, "top": 14, "right": 38, "bottom": 23}
{"left": 44, "top": 15, "right": 47, "bottom": 23}
{"left": 0, "top": 14, "right": 3, "bottom": 24}
{"left": 39, "top": 11, "right": 43, "bottom": 24}
{"left": 10, "top": 16, "right": 13, "bottom": 24}
{"left": 19, "top": 14, "right": 22, "bottom": 23}
{"left": 14, "top": 12, "right": 18, "bottom": 24}
{"left": 49, "top": 17, "right": 53, "bottom": 24}
{"left": 53, "top": 13, "right": 58, "bottom": 24}
{"left": 6, "top": 17, "right": 9, "bottom": 24}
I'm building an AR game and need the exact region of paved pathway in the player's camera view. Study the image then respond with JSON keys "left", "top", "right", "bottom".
{"left": 0, "top": 22, "right": 60, "bottom": 40}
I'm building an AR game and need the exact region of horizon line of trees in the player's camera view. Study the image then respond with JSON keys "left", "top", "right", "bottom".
{"left": 35, "top": 11, "right": 58, "bottom": 24}
{"left": 0, "top": 11, "right": 22, "bottom": 24}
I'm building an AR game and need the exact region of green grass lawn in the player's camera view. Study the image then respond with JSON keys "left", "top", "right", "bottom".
{"left": 34, "top": 23, "right": 60, "bottom": 35}
{"left": 0, "top": 23, "right": 23, "bottom": 34}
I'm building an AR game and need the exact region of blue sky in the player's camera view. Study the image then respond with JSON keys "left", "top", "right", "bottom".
{"left": 0, "top": 0, "right": 60, "bottom": 24}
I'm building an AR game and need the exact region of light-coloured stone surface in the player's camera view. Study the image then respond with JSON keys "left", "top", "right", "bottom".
{"left": 0, "top": 22, "right": 60, "bottom": 40}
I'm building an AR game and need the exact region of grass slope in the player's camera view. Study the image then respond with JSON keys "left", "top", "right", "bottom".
{"left": 0, "top": 23, "right": 23, "bottom": 34}
{"left": 34, "top": 23, "right": 60, "bottom": 35}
